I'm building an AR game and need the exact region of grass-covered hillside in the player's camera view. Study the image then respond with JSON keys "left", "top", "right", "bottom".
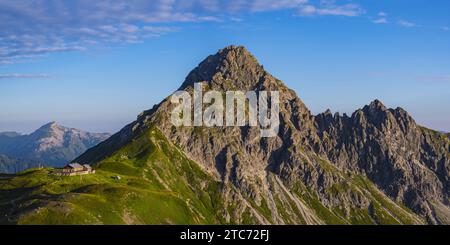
{"left": 0, "top": 129, "right": 224, "bottom": 225}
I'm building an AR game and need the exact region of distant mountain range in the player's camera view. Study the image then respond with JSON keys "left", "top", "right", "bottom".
{"left": 0, "top": 46, "right": 448, "bottom": 225}
{"left": 0, "top": 154, "right": 38, "bottom": 174}
{"left": 0, "top": 122, "right": 110, "bottom": 173}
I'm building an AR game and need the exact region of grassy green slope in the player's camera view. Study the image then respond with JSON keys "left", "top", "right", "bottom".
{"left": 0, "top": 128, "right": 224, "bottom": 225}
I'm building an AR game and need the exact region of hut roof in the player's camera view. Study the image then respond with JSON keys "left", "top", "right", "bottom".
{"left": 67, "top": 163, "right": 83, "bottom": 169}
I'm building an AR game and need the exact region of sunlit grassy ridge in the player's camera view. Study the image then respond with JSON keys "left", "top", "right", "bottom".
{"left": 0, "top": 128, "right": 224, "bottom": 224}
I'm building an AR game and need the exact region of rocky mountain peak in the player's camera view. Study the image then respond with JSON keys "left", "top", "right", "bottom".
{"left": 218, "top": 45, "right": 255, "bottom": 59}
{"left": 36, "top": 121, "right": 59, "bottom": 131}
{"left": 30, "top": 121, "right": 62, "bottom": 139}
{"left": 365, "top": 99, "right": 387, "bottom": 112}
{"left": 351, "top": 100, "right": 416, "bottom": 132}
{"left": 180, "top": 45, "right": 282, "bottom": 91}
{"left": 216, "top": 45, "right": 261, "bottom": 69}
{"left": 323, "top": 109, "right": 333, "bottom": 116}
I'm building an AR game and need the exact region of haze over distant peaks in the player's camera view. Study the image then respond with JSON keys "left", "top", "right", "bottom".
{"left": 0, "top": 122, "right": 110, "bottom": 173}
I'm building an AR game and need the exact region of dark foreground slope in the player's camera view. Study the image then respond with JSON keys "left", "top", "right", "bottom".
{"left": 1, "top": 46, "right": 448, "bottom": 224}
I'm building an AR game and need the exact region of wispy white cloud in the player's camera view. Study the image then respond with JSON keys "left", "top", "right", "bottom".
{"left": 251, "top": 0, "right": 308, "bottom": 12}
{"left": 372, "top": 11, "right": 447, "bottom": 32}
{"left": 298, "top": 3, "right": 365, "bottom": 17}
{"left": 0, "top": 73, "right": 50, "bottom": 79}
{"left": 224, "top": 0, "right": 309, "bottom": 12}
{"left": 398, "top": 20, "right": 416, "bottom": 28}
{"left": 4, "top": 46, "right": 86, "bottom": 58}
{"left": 372, "top": 18, "right": 387, "bottom": 24}
{"left": 371, "top": 11, "right": 388, "bottom": 24}
{"left": 0, "top": 0, "right": 367, "bottom": 65}
{"left": 0, "top": 0, "right": 216, "bottom": 65}
{"left": 298, "top": 5, "right": 317, "bottom": 15}
{"left": 319, "top": 4, "right": 364, "bottom": 17}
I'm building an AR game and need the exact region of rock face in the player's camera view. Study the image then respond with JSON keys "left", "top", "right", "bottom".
{"left": 76, "top": 46, "right": 449, "bottom": 224}
{"left": 316, "top": 101, "right": 450, "bottom": 224}
{"left": 0, "top": 122, "right": 110, "bottom": 172}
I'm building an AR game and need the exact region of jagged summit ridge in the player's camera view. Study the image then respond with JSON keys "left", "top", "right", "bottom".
{"left": 180, "top": 45, "right": 286, "bottom": 92}
{"left": 34, "top": 121, "right": 61, "bottom": 135}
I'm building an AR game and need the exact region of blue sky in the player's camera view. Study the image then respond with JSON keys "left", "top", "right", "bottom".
{"left": 0, "top": 0, "right": 449, "bottom": 133}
